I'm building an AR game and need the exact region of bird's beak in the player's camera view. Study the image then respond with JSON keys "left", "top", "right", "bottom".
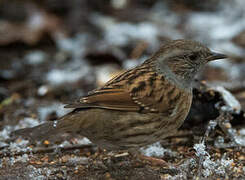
{"left": 206, "top": 52, "right": 227, "bottom": 61}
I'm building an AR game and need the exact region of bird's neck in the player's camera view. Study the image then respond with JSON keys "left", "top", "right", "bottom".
{"left": 143, "top": 58, "right": 193, "bottom": 91}
{"left": 156, "top": 64, "right": 193, "bottom": 91}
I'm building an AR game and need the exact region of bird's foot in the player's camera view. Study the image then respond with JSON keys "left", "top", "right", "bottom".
{"left": 137, "top": 154, "right": 170, "bottom": 166}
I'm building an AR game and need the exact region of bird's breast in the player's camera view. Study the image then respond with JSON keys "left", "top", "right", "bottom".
{"left": 159, "top": 88, "right": 192, "bottom": 130}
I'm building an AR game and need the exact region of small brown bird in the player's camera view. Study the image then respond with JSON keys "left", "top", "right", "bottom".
{"left": 13, "top": 39, "right": 227, "bottom": 151}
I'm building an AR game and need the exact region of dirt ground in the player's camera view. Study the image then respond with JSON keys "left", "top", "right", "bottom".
{"left": 0, "top": 1, "right": 245, "bottom": 179}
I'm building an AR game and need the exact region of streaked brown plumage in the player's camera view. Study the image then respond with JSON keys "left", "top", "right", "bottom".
{"left": 13, "top": 39, "right": 227, "bottom": 150}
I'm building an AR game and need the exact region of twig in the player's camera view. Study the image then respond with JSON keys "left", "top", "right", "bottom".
{"left": 195, "top": 120, "right": 217, "bottom": 179}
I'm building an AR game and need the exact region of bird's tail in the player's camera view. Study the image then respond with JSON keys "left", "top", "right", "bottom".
{"left": 12, "top": 112, "right": 79, "bottom": 141}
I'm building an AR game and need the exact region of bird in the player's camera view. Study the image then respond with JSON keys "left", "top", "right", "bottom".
{"left": 12, "top": 39, "right": 227, "bottom": 151}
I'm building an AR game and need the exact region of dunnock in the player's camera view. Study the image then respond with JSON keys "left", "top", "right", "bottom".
{"left": 13, "top": 39, "right": 227, "bottom": 150}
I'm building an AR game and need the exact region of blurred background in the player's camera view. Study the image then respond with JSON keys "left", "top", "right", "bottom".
{"left": 0, "top": 1, "right": 245, "bottom": 179}
{"left": 0, "top": 0, "right": 245, "bottom": 134}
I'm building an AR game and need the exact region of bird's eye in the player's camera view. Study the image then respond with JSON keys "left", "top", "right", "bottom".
{"left": 189, "top": 53, "right": 197, "bottom": 61}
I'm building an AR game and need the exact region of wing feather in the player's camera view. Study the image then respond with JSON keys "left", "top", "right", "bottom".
{"left": 65, "top": 88, "right": 140, "bottom": 111}
{"left": 64, "top": 62, "right": 182, "bottom": 114}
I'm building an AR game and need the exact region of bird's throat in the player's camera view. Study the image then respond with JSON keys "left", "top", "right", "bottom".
{"left": 155, "top": 64, "right": 193, "bottom": 92}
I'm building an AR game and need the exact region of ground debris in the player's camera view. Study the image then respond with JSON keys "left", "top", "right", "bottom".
{"left": 0, "top": 82, "right": 244, "bottom": 179}
{"left": 1, "top": 0, "right": 245, "bottom": 179}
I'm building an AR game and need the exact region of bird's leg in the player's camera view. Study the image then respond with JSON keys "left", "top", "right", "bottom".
{"left": 128, "top": 149, "right": 170, "bottom": 167}
{"left": 137, "top": 154, "right": 170, "bottom": 167}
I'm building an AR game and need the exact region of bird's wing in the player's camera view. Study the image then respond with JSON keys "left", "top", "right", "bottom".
{"left": 65, "top": 87, "right": 140, "bottom": 111}
{"left": 65, "top": 63, "right": 184, "bottom": 113}
{"left": 125, "top": 70, "right": 185, "bottom": 113}
{"left": 64, "top": 68, "right": 141, "bottom": 111}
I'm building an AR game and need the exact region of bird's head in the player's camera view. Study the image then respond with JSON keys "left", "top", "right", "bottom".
{"left": 152, "top": 39, "right": 227, "bottom": 88}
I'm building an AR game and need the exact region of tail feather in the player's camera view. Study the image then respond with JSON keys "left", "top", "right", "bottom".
{"left": 12, "top": 118, "right": 77, "bottom": 141}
